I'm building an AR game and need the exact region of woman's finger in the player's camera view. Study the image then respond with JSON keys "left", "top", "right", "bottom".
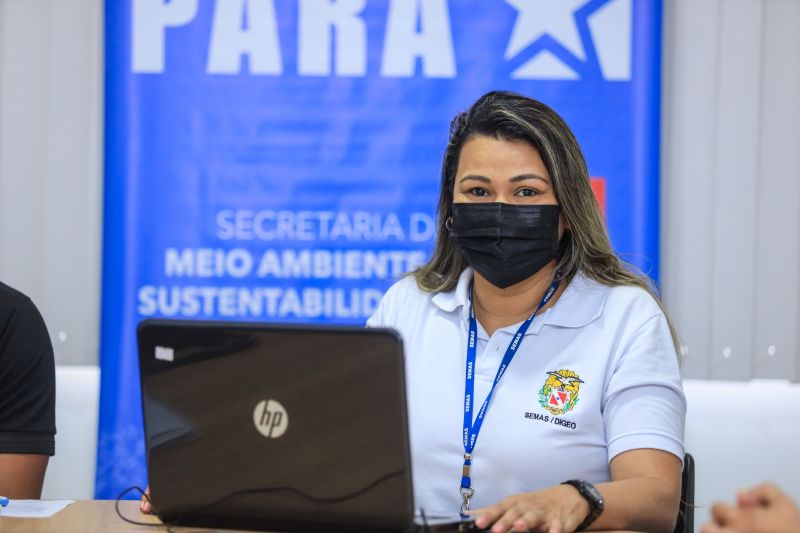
{"left": 514, "top": 508, "right": 545, "bottom": 532}
{"left": 491, "top": 505, "right": 524, "bottom": 533}
{"left": 545, "top": 516, "right": 564, "bottom": 533}
{"left": 139, "top": 488, "right": 152, "bottom": 514}
{"left": 473, "top": 503, "right": 505, "bottom": 530}
{"left": 700, "top": 523, "right": 738, "bottom": 533}
{"left": 710, "top": 502, "right": 738, "bottom": 526}
{"left": 742, "top": 483, "right": 785, "bottom": 506}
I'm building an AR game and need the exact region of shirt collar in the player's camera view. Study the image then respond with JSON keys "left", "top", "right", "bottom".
{"left": 431, "top": 267, "right": 474, "bottom": 319}
{"left": 430, "top": 268, "right": 609, "bottom": 330}
{"left": 535, "top": 271, "right": 609, "bottom": 330}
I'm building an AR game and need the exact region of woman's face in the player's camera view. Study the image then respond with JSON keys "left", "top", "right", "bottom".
{"left": 453, "top": 135, "right": 558, "bottom": 206}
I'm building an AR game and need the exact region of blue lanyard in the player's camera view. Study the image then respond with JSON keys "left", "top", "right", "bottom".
{"left": 460, "top": 276, "right": 560, "bottom": 511}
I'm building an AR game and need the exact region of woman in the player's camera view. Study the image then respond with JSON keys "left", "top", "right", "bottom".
{"left": 367, "top": 91, "right": 685, "bottom": 533}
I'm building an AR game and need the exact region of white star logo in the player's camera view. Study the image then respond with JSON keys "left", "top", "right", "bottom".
{"left": 504, "top": 0, "right": 590, "bottom": 61}
{"left": 503, "top": 0, "right": 634, "bottom": 81}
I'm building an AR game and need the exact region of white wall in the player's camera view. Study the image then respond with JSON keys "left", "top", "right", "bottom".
{"left": 41, "top": 366, "right": 100, "bottom": 500}
{"left": 661, "top": 0, "right": 800, "bottom": 381}
{"left": 0, "top": 0, "right": 103, "bottom": 366}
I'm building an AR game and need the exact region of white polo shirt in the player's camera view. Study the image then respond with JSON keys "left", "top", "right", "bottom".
{"left": 367, "top": 268, "right": 685, "bottom": 514}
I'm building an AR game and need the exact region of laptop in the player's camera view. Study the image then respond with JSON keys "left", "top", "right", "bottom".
{"left": 137, "top": 318, "right": 421, "bottom": 532}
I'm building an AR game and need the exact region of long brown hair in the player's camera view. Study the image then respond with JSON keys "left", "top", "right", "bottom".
{"left": 413, "top": 91, "right": 679, "bottom": 351}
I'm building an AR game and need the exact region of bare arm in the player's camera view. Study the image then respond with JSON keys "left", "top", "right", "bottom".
{"left": 473, "top": 448, "right": 682, "bottom": 533}
{"left": 0, "top": 453, "right": 49, "bottom": 499}
{"left": 591, "top": 448, "right": 683, "bottom": 533}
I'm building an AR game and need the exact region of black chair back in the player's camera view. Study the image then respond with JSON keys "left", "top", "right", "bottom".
{"left": 673, "top": 453, "right": 695, "bottom": 533}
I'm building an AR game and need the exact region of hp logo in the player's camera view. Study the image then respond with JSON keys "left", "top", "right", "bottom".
{"left": 253, "top": 399, "right": 289, "bottom": 439}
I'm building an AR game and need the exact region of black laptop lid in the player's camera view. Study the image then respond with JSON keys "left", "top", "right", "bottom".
{"left": 137, "top": 319, "right": 414, "bottom": 532}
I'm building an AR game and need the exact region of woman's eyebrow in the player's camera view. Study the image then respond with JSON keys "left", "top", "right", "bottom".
{"left": 459, "top": 175, "right": 491, "bottom": 184}
{"left": 458, "top": 174, "right": 551, "bottom": 184}
{"left": 509, "top": 173, "right": 550, "bottom": 184}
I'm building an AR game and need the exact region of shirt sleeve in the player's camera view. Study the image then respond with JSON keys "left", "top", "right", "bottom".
{"left": 0, "top": 295, "right": 57, "bottom": 456}
{"left": 365, "top": 295, "right": 387, "bottom": 328}
{"left": 602, "top": 311, "right": 686, "bottom": 464}
{"left": 365, "top": 275, "right": 413, "bottom": 329}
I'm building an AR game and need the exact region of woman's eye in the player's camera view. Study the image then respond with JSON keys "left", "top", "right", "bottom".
{"left": 515, "top": 188, "right": 539, "bottom": 197}
{"left": 469, "top": 187, "right": 490, "bottom": 197}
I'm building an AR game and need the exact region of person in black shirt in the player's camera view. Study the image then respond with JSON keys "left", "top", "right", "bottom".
{"left": 0, "top": 281, "right": 56, "bottom": 498}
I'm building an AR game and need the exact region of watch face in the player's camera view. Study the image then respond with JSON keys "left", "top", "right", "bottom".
{"left": 584, "top": 482, "right": 604, "bottom": 505}
{"left": 566, "top": 480, "right": 604, "bottom": 509}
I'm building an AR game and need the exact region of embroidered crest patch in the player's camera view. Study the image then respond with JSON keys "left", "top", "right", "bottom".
{"left": 538, "top": 369, "right": 583, "bottom": 416}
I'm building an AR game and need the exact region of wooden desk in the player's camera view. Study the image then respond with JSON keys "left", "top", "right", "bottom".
{"left": 0, "top": 500, "right": 198, "bottom": 532}
{"left": 0, "top": 500, "right": 641, "bottom": 532}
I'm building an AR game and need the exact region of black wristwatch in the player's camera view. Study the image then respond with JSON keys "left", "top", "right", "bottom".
{"left": 561, "top": 479, "right": 604, "bottom": 531}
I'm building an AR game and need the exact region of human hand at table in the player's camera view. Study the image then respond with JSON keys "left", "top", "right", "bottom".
{"left": 139, "top": 486, "right": 153, "bottom": 514}
{"left": 470, "top": 484, "right": 590, "bottom": 533}
{"left": 701, "top": 483, "right": 800, "bottom": 533}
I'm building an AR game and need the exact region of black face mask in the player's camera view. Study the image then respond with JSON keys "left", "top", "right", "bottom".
{"left": 448, "top": 203, "right": 561, "bottom": 289}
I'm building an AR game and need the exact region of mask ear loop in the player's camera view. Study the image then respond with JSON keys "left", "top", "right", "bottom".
{"left": 445, "top": 216, "right": 453, "bottom": 231}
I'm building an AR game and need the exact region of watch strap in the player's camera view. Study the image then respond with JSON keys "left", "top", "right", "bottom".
{"left": 561, "top": 479, "right": 604, "bottom": 531}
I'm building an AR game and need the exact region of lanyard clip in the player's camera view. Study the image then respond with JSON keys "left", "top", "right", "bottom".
{"left": 460, "top": 453, "right": 474, "bottom": 512}
{"left": 460, "top": 486, "right": 474, "bottom": 513}
{"left": 462, "top": 453, "right": 472, "bottom": 477}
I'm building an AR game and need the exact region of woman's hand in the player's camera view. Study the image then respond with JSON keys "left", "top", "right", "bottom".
{"left": 471, "top": 484, "right": 590, "bottom": 533}
{"left": 139, "top": 486, "right": 153, "bottom": 514}
{"left": 701, "top": 483, "right": 800, "bottom": 533}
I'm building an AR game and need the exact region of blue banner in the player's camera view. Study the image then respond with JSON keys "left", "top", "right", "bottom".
{"left": 98, "top": 0, "right": 661, "bottom": 498}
